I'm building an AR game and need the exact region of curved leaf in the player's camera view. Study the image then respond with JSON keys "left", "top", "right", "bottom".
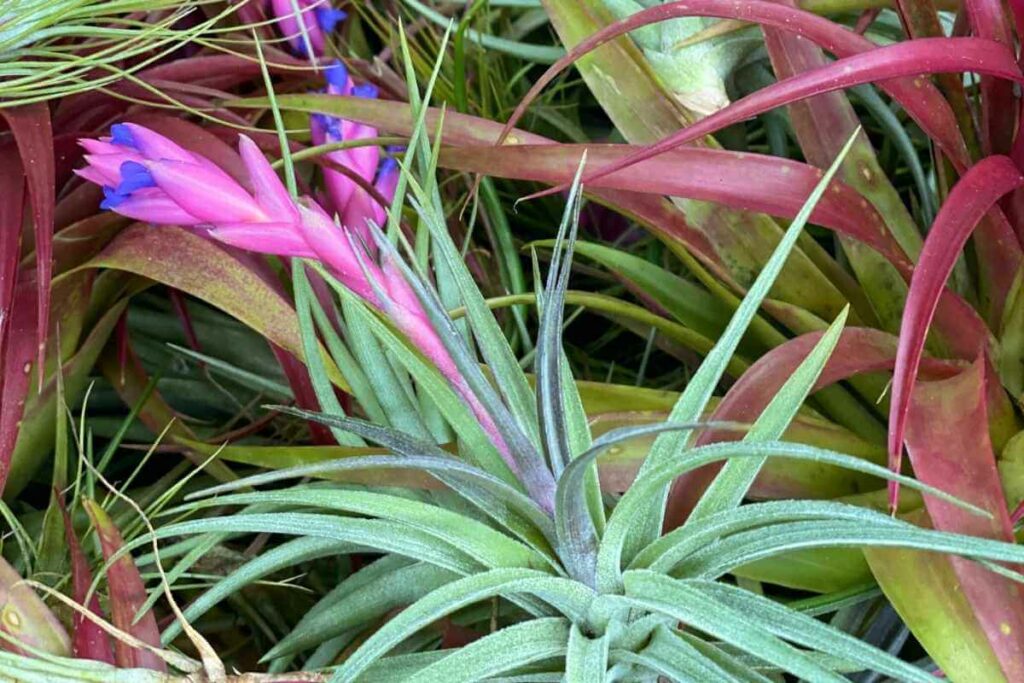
{"left": 77, "top": 224, "right": 348, "bottom": 390}
{"left": 82, "top": 500, "right": 164, "bottom": 671}
{"left": 532, "top": 38, "right": 1021, "bottom": 196}
{"left": 889, "top": 156, "right": 1024, "bottom": 508}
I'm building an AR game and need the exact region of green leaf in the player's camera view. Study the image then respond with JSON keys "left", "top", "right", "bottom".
{"left": 692, "top": 580, "right": 933, "bottom": 681}
{"left": 406, "top": 618, "right": 571, "bottom": 683}
{"left": 293, "top": 264, "right": 363, "bottom": 446}
{"left": 331, "top": 568, "right": 596, "bottom": 681}
{"left": 143, "top": 514, "right": 483, "bottom": 575}
{"left": 602, "top": 128, "right": 861, "bottom": 586}
{"left": 612, "top": 623, "right": 761, "bottom": 682}
{"left": 267, "top": 559, "right": 457, "bottom": 660}
{"left": 621, "top": 570, "right": 847, "bottom": 682}
{"left": 565, "top": 623, "right": 609, "bottom": 682}
{"left": 531, "top": 239, "right": 732, "bottom": 343}
{"left": 687, "top": 304, "right": 849, "bottom": 520}
{"left": 160, "top": 537, "right": 349, "bottom": 644}
{"left": 179, "top": 488, "right": 550, "bottom": 571}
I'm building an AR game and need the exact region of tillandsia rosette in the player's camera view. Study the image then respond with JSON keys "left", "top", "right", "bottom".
{"left": 602, "top": 0, "right": 760, "bottom": 116}
{"left": 268, "top": 0, "right": 348, "bottom": 56}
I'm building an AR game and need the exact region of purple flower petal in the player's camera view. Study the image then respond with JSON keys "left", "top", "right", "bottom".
{"left": 115, "top": 161, "right": 156, "bottom": 195}
{"left": 315, "top": 7, "right": 347, "bottom": 32}
{"left": 110, "top": 123, "right": 136, "bottom": 148}
{"left": 324, "top": 60, "right": 349, "bottom": 90}
{"left": 351, "top": 83, "right": 379, "bottom": 99}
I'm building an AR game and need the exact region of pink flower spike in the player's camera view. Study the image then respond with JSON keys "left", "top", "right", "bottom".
{"left": 295, "top": 200, "right": 380, "bottom": 303}
{"left": 269, "top": 0, "right": 346, "bottom": 57}
{"left": 207, "top": 223, "right": 315, "bottom": 258}
{"left": 238, "top": 135, "right": 298, "bottom": 223}
{"left": 145, "top": 159, "right": 268, "bottom": 224}
{"left": 101, "top": 188, "right": 202, "bottom": 226}
{"left": 115, "top": 123, "right": 196, "bottom": 163}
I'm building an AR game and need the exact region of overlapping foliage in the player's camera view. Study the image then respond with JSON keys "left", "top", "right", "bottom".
{"left": 3, "top": 0, "right": 1024, "bottom": 680}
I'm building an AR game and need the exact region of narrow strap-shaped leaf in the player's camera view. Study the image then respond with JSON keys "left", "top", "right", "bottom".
{"left": 612, "top": 624, "right": 757, "bottom": 682}
{"left": 411, "top": 160, "right": 541, "bottom": 450}
{"left": 160, "top": 537, "right": 349, "bottom": 645}
{"left": 405, "top": 618, "right": 571, "bottom": 683}
{"left": 526, "top": 38, "right": 1022, "bottom": 198}
{"left": 331, "top": 568, "right": 596, "bottom": 682}
{"left": 180, "top": 488, "right": 548, "bottom": 571}
{"left": 82, "top": 500, "right": 164, "bottom": 671}
{"left": 57, "top": 498, "right": 113, "bottom": 663}
{"left": 231, "top": 409, "right": 556, "bottom": 549}
{"left": 565, "top": 623, "right": 609, "bottom": 683}
{"left": 317, "top": 280, "right": 516, "bottom": 483}
{"left": 621, "top": 571, "right": 847, "bottom": 682}
{"left": 690, "top": 580, "right": 933, "bottom": 681}
{"left": 600, "top": 128, "right": 859, "bottom": 587}
{"left": 502, "top": 0, "right": 972, "bottom": 170}
{"left": 597, "top": 437, "right": 988, "bottom": 591}
{"left": 889, "top": 156, "right": 1024, "bottom": 509}
{"left": 339, "top": 293, "right": 428, "bottom": 436}
{"left": 537, "top": 157, "right": 586, "bottom": 477}
{"left": 292, "top": 263, "right": 363, "bottom": 446}
{"left": 144, "top": 513, "right": 482, "bottom": 575}
{"left": 1, "top": 103, "right": 54, "bottom": 377}
{"left": 675, "top": 520, "right": 1024, "bottom": 580}
{"left": 687, "top": 305, "right": 848, "bottom": 521}
{"left": 367, "top": 219, "right": 556, "bottom": 510}
{"left": 267, "top": 560, "right": 457, "bottom": 661}
{"left": 635, "top": 500, "right": 902, "bottom": 572}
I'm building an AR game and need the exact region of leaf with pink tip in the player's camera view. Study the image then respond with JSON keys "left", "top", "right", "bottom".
{"left": 1, "top": 104, "right": 55, "bottom": 381}
{"left": 902, "top": 359, "right": 1024, "bottom": 680}
{"left": 529, "top": 37, "right": 1022, "bottom": 197}
{"left": 439, "top": 143, "right": 912, "bottom": 275}
{"left": 889, "top": 156, "right": 1024, "bottom": 509}
{"left": 57, "top": 496, "right": 115, "bottom": 664}
{"left": 82, "top": 499, "right": 165, "bottom": 671}
{"left": 510, "top": 0, "right": 972, "bottom": 169}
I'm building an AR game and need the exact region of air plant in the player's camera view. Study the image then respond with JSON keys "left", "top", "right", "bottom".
{"left": 277, "top": 1, "right": 1024, "bottom": 678}
{"left": 25, "top": 45, "right": 1024, "bottom": 681}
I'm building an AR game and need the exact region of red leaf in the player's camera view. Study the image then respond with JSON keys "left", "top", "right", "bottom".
{"left": 889, "top": 156, "right": 1024, "bottom": 510}
{"left": 440, "top": 143, "right": 913, "bottom": 275}
{"left": 904, "top": 358, "right": 1024, "bottom": 679}
{"left": 0, "top": 143, "right": 26, "bottom": 373}
{"left": 57, "top": 495, "right": 115, "bottom": 664}
{"left": 663, "top": 327, "right": 962, "bottom": 528}
{"left": 504, "top": 1, "right": 973, "bottom": 170}
{"left": 270, "top": 343, "right": 335, "bottom": 445}
{"left": 0, "top": 284, "right": 36, "bottom": 495}
{"left": 963, "top": 0, "right": 1017, "bottom": 154}
{"left": 82, "top": 499, "right": 166, "bottom": 671}
{"left": 523, "top": 37, "right": 1021, "bottom": 198}
{"left": 1, "top": 104, "right": 55, "bottom": 380}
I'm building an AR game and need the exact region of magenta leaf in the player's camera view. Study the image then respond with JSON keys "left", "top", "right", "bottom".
{"left": 889, "top": 156, "right": 1024, "bottom": 511}
{"left": 522, "top": 37, "right": 1021, "bottom": 198}
{"left": 1, "top": 104, "right": 55, "bottom": 381}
